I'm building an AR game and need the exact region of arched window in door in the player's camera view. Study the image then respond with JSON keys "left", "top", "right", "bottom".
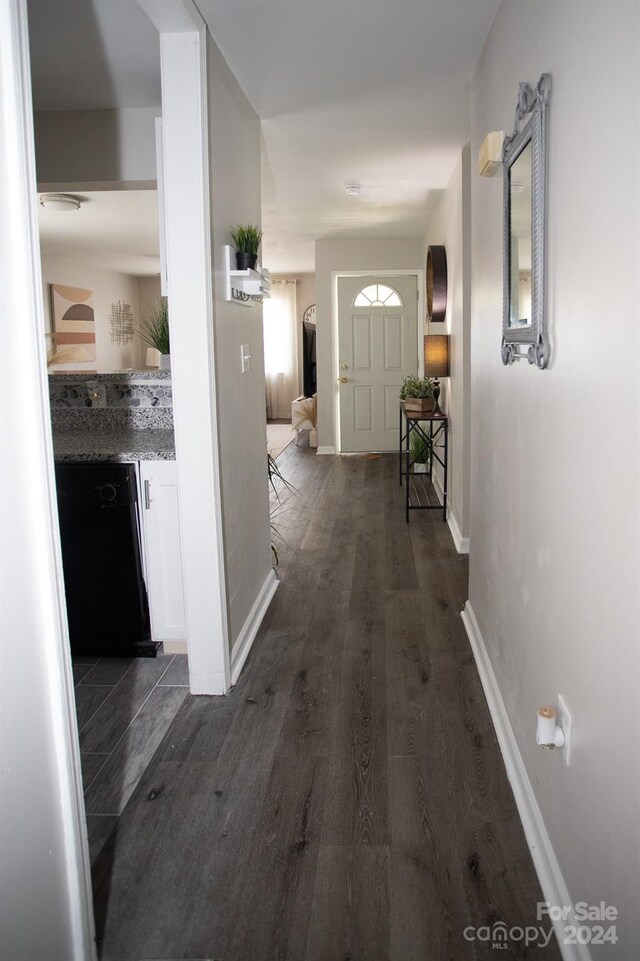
{"left": 353, "top": 283, "right": 403, "bottom": 307}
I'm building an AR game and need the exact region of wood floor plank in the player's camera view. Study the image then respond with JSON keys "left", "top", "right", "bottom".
{"left": 385, "top": 590, "right": 433, "bottom": 758}
{"left": 226, "top": 755, "right": 328, "bottom": 961}
{"left": 150, "top": 690, "right": 236, "bottom": 765}
{"left": 274, "top": 589, "right": 350, "bottom": 759}
{"left": 321, "top": 619, "right": 389, "bottom": 846}
{"left": 90, "top": 450, "right": 560, "bottom": 961}
{"left": 306, "top": 845, "right": 390, "bottom": 961}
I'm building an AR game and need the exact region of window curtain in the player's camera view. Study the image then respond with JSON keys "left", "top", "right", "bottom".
{"left": 263, "top": 279, "right": 299, "bottom": 419}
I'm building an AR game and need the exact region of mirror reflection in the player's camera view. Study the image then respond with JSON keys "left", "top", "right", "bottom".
{"left": 508, "top": 141, "right": 532, "bottom": 328}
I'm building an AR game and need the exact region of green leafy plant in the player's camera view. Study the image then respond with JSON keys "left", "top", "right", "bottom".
{"left": 268, "top": 452, "right": 299, "bottom": 567}
{"left": 399, "top": 375, "right": 435, "bottom": 400}
{"left": 230, "top": 224, "right": 263, "bottom": 255}
{"left": 140, "top": 297, "right": 170, "bottom": 355}
{"left": 411, "top": 430, "right": 432, "bottom": 465}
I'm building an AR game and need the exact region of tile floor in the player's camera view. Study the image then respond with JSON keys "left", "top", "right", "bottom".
{"left": 72, "top": 652, "right": 189, "bottom": 864}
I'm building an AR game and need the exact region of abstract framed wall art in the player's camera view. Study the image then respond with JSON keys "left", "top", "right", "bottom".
{"left": 48, "top": 284, "right": 97, "bottom": 369}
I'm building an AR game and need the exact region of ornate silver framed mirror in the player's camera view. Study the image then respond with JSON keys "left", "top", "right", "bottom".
{"left": 502, "top": 73, "right": 551, "bottom": 368}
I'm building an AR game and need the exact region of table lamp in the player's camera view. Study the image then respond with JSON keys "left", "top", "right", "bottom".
{"left": 424, "top": 334, "right": 449, "bottom": 417}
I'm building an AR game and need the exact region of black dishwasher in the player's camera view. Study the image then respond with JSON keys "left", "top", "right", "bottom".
{"left": 55, "top": 462, "right": 158, "bottom": 657}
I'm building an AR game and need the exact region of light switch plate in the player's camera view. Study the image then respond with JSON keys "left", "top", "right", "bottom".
{"left": 241, "top": 344, "right": 251, "bottom": 373}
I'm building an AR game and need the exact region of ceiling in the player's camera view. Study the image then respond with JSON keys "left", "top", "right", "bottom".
{"left": 38, "top": 191, "right": 160, "bottom": 276}
{"left": 28, "top": 0, "right": 501, "bottom": 274}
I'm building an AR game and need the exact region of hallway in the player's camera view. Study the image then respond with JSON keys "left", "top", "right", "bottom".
{"left": 93, "top": 446, "right": 560, "bottom": 960}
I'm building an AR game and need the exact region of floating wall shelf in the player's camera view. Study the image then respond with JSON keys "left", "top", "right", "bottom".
{"left": 223, "top": 245, "right": 271, "bottom": 307}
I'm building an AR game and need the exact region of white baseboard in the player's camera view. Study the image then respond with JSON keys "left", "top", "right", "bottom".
{"left": 188, "top": 670, "right": 227, "bottom": 695}
{"left": 230, "top": 569, "right": 279, "bottom": 685}
{"left": 162, "top": 640, "right": 187, "bottom": 654}
{"left": 315, "top": 446, "right": 336, "bottom": 455}
{"left": 447, "top": 510, "right": 469, "bottom": 554}
{"left": 461, "top": 601, "right": 590, "bottom": 961}
{"left": 431, "top": 471, "right": 469, "bottom": 554}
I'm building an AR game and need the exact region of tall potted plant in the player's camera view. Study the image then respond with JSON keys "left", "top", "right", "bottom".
{"left": 230, "top": 224, "right": 263, "bottom": 271}
{"left": 140, "top": 297, "right": 170, "bottom": 370}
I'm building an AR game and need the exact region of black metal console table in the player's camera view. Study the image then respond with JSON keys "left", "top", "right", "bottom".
{"left": 399, "top": 401, "right": 448, "bottom": 523}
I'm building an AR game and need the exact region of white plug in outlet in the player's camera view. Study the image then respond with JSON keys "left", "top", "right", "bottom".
{"left": 557, "top": 694, "right": 572, "bottom": 766}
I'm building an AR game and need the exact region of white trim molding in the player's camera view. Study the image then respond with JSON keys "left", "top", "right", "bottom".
{"left": 1, "top": 0, "right": 95, "bottom": 955}
{"left": 316, "top": 446, "right": 337, "bottom": 456}
{"left": 431, "top": 470, "right": 469, "bottom": 553}
{"left": 230, "top": 570, "right": 279, "bottom": 685}
{"left": 461, "top": 601, "right": 590, "bottom": 961}
{"left": 163, "top": 640, "right": 187, "bottom": 655}
{"left": 447, "top": 508, "right": 469, "bottom": 554}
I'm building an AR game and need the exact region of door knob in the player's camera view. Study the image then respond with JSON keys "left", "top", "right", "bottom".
{"left": 338, "top": 376, "right": 348, "bottom": 383}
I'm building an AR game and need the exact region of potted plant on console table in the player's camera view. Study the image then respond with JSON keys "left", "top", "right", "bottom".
{"left": 399, "top": 375, "right": 435, "bottom": 414}
{"left": 230, "top": 224, "right": 264, "bottom": 271}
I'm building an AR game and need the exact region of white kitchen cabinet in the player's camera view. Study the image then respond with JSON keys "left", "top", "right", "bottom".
{"left": 138, "top": 461, "right": 187, "bottom": 653}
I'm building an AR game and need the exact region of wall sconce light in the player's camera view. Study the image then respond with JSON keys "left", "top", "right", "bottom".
{"left": 478, "top": 131, "right": 504, "bottom": 177}
{"left": 424, "top": 334, "right": 449, "bottom": 417}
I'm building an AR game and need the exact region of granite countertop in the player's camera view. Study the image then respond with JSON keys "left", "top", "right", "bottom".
{"left": 49, "top": 370, "right": 171, "bottom": 383}
{"left": 53, "top": 429, "right": 176, "bottom": 462}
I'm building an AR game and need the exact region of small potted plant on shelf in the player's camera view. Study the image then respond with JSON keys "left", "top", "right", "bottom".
{"left": 399, "top": 375, "right": 435, "bottom": 413}
{"left": 230, "top": 224, "right": 263, "bottom": 271}
{"left": 140, "top": 296, "right": 170, "bottom": 370}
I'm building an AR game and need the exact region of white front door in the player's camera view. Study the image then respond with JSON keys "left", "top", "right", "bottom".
{"left": 338, "top": 275, "right": 418, "bottom": 452}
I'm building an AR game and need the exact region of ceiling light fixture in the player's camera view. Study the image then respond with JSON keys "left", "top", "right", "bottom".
{"left": 345, "top": 184, "right": 361, "bottom": 197}
{"left": 39, "top": 193, "right": 82, "bottom": 212}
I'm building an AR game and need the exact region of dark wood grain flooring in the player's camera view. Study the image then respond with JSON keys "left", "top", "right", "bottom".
{"left": 93, "top": 448, "right": 561, "bottom": 961}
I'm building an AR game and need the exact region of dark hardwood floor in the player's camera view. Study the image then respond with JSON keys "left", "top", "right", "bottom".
{"left": 93, "top": 446, "right": 560, "bottom": 960}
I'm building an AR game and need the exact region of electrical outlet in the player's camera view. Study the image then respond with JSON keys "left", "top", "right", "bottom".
{"left": 241, "top": 344, "right": 251, "bottom": 373}
{"left": 557, "top": 694, "right": 572, "bottom": 766}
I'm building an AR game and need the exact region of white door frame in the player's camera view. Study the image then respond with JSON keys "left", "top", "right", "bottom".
{"left": 138, "top": 0, "right": 231, "bottom": 694}
{"left": 332, "top": 269, "right": 424, "bottom": 454}
{"left": 0, "top": 0, "right": 232, "bottom": 953}
{"left": 0, "top": 0, "right": 95, "bottom": 955}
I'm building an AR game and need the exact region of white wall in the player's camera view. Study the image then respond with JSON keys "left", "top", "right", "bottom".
{"left": 207, "top": 33, "right": 273, "bottom": 650}
{"left": 469, "top": 1, "right": 640, "bottom": 954}
{"left": 41, "top": 254, "right": 147, "bottom": 370}
{"left": 34, "top": 107, "right": 158, "bottom": 187}
{"left": 315, "top": 236, "right": 423, "bottom": 450}
{"left": 423, "top": 146, "right": 471, "bottom": 547}
{"left": 137, "top": 274, "right": 163, "bottom": 328}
